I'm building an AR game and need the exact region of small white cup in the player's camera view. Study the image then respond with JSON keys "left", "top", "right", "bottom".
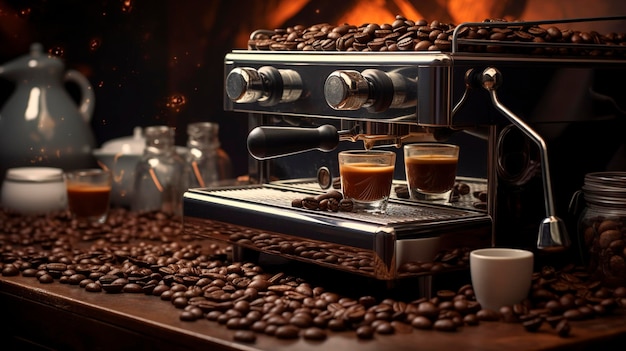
{"left": 470, "top": 248, "right": 534, "bottom": 311}
{"left": 1, "top": 167, "right": 68, "bottom": 215}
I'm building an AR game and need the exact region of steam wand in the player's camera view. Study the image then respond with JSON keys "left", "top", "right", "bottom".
{"left": 478, "top": 67, "right": 571, "bottom": 252}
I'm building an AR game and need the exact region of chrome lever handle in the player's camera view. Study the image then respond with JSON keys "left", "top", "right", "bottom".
{"left": 479, "top": 67, "right": 571, "bottom": 251}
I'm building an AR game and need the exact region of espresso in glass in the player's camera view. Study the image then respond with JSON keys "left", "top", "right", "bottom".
{"left": 65, "top": 169, "right": 112, "bottom": 224}
{"left": 339, "top": 150, "right": 396, "bottom": 213}
{"left": 404, "top": 143, "right": 459, "bottom": 201}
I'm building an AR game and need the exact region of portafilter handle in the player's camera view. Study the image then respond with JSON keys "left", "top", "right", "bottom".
{"left": 247, "top": 125, "right": 340, "bottom": 160}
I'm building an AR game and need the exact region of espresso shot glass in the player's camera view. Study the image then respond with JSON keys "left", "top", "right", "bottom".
{"left": 338, "top": 150, "right": 396, "bottom": 214}
{"left": 65, "top": 169, "right": 112, "bottom": 224}
{"left": 404, "top": 143, "right": 459, "bottom": 202}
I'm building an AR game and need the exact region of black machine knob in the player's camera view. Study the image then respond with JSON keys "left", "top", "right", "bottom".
{"left": 324, "top": 69, "right": 414, "bottom": 112}
{"left": 225, "top": 66, "right": 303, "bottom": 106}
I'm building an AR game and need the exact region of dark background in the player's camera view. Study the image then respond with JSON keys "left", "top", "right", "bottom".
{"left": 1, "top": 0, "right": 625, "bottom": 178}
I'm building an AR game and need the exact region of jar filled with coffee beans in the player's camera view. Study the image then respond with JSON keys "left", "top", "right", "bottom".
{"left": 574, "top": 172, "right": 626, "bottom": 288}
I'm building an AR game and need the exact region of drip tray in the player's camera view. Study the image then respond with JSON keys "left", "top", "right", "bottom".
{"left": 183, "top": 181, "right": 491, "bottom": 281}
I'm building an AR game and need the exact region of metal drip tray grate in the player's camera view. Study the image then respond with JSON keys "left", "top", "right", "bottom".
{"left": 201, "top": 184, "right": 482, "bottom": 226}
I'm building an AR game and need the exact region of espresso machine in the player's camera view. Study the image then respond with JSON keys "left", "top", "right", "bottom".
{"left": 183, "top": 17, "right": 626, "bottom": 292}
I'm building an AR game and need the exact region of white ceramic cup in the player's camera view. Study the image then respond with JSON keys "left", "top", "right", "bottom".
{"left": 1, "top": 167, "right": 68, "bottom": 215}
{"left": 470, "top": 248, "right": 534, "bottom": 311}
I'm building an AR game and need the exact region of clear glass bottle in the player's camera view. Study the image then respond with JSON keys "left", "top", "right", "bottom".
{"left": 185, "top": 122, "right": 232, "bottom": 188}
{"left": 574, "top": 172, "right": 626, "bottom": 288}
{"left": 131, "top": 126, "right": 189, "bottom": 215}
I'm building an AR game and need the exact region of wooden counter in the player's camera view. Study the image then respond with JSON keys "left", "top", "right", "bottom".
{"left": 1, "top": 208, "right": 625, "bottom": 350}
{"left": 1, "top": 273, "right": 625, "bottom": 351}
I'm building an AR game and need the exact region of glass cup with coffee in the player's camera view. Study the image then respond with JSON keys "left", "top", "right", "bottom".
{"left": 404, "top": 143, "right": 459, "bottom": 201}
{"left": 64, "top": 168, "right": 112, "bottom": 224}
{"left": 338, "top": 150, "right": 396, "bottom": 214}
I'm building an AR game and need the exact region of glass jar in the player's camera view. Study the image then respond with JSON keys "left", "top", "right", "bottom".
{"left": 185, "top": 122, "right": 232, "bottom": 188}
{"left": 131, "top": 126, "right": 189, "bottom": 216}
{"left": 575, "top": 172, "right": 626, "bottom": 288}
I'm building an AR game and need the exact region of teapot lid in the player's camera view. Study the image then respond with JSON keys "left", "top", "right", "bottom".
{"left": 0, "top": 43, "right": 63, "bottom": 77}
{"left": 96, "top": 126, "right": 146, "bottom": 155}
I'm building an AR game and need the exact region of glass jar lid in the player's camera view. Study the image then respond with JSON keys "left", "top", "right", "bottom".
{"left": 582, "top": 171, "right": 626, "bottom": 207}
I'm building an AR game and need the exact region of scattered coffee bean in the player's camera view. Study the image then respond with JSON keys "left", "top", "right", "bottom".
{"left": 233, "top": 330, "right": 256, "bottom": 343}
{"left": 301, "top": 197, "right": 320, "bottom": 210}
{"left": 356, "top": 325, "right": 375, "bottom": 339}
{"left": 394, "top": 185, "right": 410, "bottom": 198}
{"left": 411, "top": 315, "right": 433, "bottom": 329}
{"left": 275, "top": 325, "right": 300, "bottom": 339}
{"left": 522, "top": 317, "right": 544, "bottom": 332}
{"left": 456, "top": 183, "right": 470, "bottom": 195}
{"left": 555, "top": 319, "right": 571, "bottom": 337}
{"left": 1, "top": 264, "right": 19, "bottom": 276}
{"left": 302, "top": 327, "right": 327, "bottom": 340}
{"left": 339, "top": 199, "right": 354, "bottom": 212}
{"left": 433, "top": 318, "right": 457, "bottom": 332}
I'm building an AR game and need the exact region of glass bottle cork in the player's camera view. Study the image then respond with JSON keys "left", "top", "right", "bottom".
{"left": 131, "top": 126, "right": 189, "bottom": 215}
{"left": 185, "top": 122, "right": 232, "bottom": 188}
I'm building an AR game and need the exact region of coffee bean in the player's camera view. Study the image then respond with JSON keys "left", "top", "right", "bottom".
{"left": 338, "top": 199, "right": 354, "bottom": 212}
{"left": 411, "top": 315, "right": 433, "bottom": 329}
{"left": 374, "top": 320, "right": 394, "bottom": 334}
{"left": 327, "top": 318, "right": 347, "bottom": 331}
{"left": 275, "top": 325, "right": 300, "bottom": 339}
{"left": 433, "top": 318, "right": 457, "bottom": 332}
{"left": 356, "top": 325, "right": 375, "bottom": 339}
{"left": 326, "top": 198, "right": 340, "bottom": 212}
{"left": 1, "top": 264, "right": 20, "bottom": 276}
{"left": 233, "top": 330, "right": 256, "bottom": 343}
{"left": 180, "top": 309, "right": 200, "bottom": 321}
{"left": 416, "top": 301, "right": 439, "bottom": 319}
{"left": 85, "top": 282, "right": 102, "bottom": 292}
{"left": 38, "top": 273, "right": 55, "bottom": 284}
{"left": 123, "top": 283, "right": 144, "bottom": 293}
{"left": 318, "top": 199, "right": 329, "bottom": 211}
{"left": 522, "top": 317, "right": 543, "bottom": 332}
{"left": 301, "top": 197, "right": 320, "bottom": 210}
{"left": 555, "top": 319, "right": 571, "bottom": 337}
{"left": 414, "top": 40, "right": 432, "bottom": 51}
{"left": 476, "top": 309, "right": 500, "bottom": 321}
{"left": 463, "top": 314, "right": 479, "bottom": 326}
{"left": 437, "top": 290, "right": 456, "bottom": 300}
{"left": 563, "top": 308, "right": 583, "bottom": 321}
{"left": 545, "top": 315, "right": 563, "bottom": 328}
{"left": 499, "top": 306, "right": 518, "bottom": 323}
{"left": 302, "top": 327, "right": 327, "bottom": 340}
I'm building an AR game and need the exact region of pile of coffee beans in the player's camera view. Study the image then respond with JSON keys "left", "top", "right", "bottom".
{"left": 1, "top": 208, "right": 625, "bottom": 345}
{"left": 247, "top": 15, "right": 626, "bottom": 57}
{"left": 290, "top": 189, "right": 354, "bottom": 212}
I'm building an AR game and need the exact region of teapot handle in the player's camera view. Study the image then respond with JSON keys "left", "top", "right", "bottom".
{"left": 64, "top": 69, "right": 95, "bottom": 123}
